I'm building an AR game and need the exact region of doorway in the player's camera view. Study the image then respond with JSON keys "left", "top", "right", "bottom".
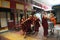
{"left": 0, "top": 8, "right": 11, "bottom": 32}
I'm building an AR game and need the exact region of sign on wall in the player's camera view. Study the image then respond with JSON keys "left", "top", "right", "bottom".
{"left": 2, "top": 1, "right": 10, "bottom": 8}
{"left": 16, "top": 3, "right": 24, "bottom": 10}
{"left": 27, "top": 6, "right": 32, "bottom": 11}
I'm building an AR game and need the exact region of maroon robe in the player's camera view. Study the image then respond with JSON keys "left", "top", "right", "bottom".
{"left": 21, "top": 18, "right": 33, "bottom": 33}
{"left": 34, "top": 18, "right": 40, "bottom": 32}
{"left": 42, "top": 17, "right": 48, "bottom": 36}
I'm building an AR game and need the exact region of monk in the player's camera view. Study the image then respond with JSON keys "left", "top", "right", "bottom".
{"left": 34, "top": 16, "right": 40, "bottom": 35}
{"left": 48, "top": 13, "right": 56, "bottom": 35}
{"left": 50, "top": 13, "right": 56, "bottom": 26}
{"left": 15, "top": 16, "right": 25, "bottom": 31}
{"left": 42, "top": 12, "right": 48, "bottom": 39}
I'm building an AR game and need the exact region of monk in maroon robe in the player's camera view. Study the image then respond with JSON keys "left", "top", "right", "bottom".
{"left": 33, "top": 17, "right": 40, "bottom": 35}
{"left": 42, "top": 13, "right": 48, "bottom": 37}
{"left": 21, "top": 15, "right": 33, "bottom": 36}
{"left": 34, "top": 17, "right": 40, "bottom": 32}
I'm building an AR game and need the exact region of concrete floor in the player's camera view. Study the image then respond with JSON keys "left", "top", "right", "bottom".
{"left": 0, "top": 24, "right": 60, "bottom": 40}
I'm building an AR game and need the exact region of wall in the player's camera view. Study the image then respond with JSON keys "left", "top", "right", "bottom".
{"left": 56, "top": 10, "right": 60, "bottom": 23}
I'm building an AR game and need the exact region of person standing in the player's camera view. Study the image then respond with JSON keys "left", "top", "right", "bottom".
{"left": 50, "top": 13, "right": 56, "bottom": 26}
{"left": 42, "top": 12, "right": 48, "bottom": 40}
{"left": 34, "top": 16, "right": 40, "bottom": 35}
